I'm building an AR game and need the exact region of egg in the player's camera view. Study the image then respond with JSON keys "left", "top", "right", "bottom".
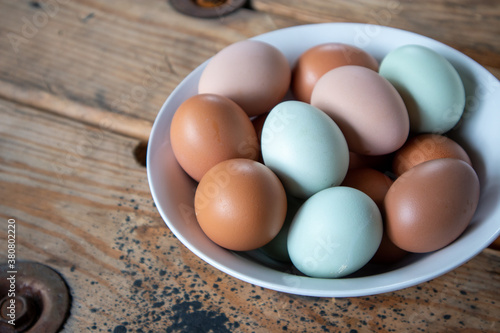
{"left": 341, "top": 168, "right": 408, "bottom": 264}
{"left": 198, "top": 40, "right": 291, "bottom": 117}
{"left": 379, "top": 44, "right": 466, "bottom": 134}
{"left": 384, "top": 158, "right": 480, "bottom": 253}
{"left": 194, "top": 158, "right": 287, "bottom": 252}
{"left": 261, "top": 100, "right": 349, "bottom": 199}
{"left": 287, "top": 186, "right": 383, "bottom": 278}
{"left": 392, "top": 133, "right": 472, "bottom": 176}
{"left": 341, "top": 168, "right": 393, "bottom": 211}
{"left": 291, "top": 43, "right": 379, "bottom": 103}
{"left": 170, "top": 93, "right": 259, "bottom": 182}
{"left": 311, "top": 65, "right": 409, "bottom": 155}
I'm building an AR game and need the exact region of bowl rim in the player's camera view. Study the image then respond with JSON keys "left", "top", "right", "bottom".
{"left": 147, "top": 22, "right": 500, "bottom": 297}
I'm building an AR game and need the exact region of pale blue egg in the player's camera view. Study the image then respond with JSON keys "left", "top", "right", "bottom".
{"left": 287, "top": 186, "right": 383, "bottom": 278}
{"left": 261, "top": 100, "right": 349, "bottom": 199}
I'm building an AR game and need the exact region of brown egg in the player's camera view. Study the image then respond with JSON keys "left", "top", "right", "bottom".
{"left": 392, "top": 133, "right": 472, "bottom": 176}
{"left": 341, "top": 168, "right": 407, "bottom": 263}
{"left": 341, "top": 168, "right": 392, "bottom": 210}
{"left": 198, "top": 40, "right": 291, "bottom": 117}
{"left": 292, "top": 43, "right": 379, "bottom": 103}
{"left": 384, "top": 158, "right": 480, "bottom": 253}
{"left": 170, "top": 94, "right": 260, "bottom": 182}
{"left": 194, "top": 159, "right": 287, "bottom": 251}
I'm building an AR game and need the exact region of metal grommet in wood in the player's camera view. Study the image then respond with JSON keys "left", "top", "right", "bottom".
{"left": 169, "top": 0, "right": 247, "bottom": 18}
{"left": 0, "top": 262, "right": 71, "bottom": 333}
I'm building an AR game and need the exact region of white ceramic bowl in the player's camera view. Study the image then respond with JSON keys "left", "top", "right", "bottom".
{"left": 147, "top": 23, "right": 500, "bottom": 297}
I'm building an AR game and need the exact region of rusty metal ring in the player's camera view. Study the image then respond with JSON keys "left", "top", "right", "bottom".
{"left": 169, "top": 0, "right": 247, "bottom": 18}
{"left": 0, "top": 262, "right": 70, "bottom": 333}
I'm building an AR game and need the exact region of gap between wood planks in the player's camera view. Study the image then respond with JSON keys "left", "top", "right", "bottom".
{"left": 0, "top": 79, "right": 152, "bottom": 166}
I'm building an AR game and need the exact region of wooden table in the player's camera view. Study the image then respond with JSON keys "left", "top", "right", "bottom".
{"left": 1, "top": 0, "right": 499, "bottom": 331}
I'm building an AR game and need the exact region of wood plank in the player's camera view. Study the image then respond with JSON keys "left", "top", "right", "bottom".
{"left": 0, "top": 0, "right": 295, "bottom": 139}
{"left": 0, "top": 99, "right": 499, "bottom": 332}
{"left": 0, "top": 80, "right": 152, "bottom": 141}
{"left": 251, "top": 0, "right": 500, "bottom": 69}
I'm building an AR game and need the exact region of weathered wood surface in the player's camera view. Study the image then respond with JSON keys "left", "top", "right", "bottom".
{"left": 0, "top": 0, "right": 499, "bottom": 331}
{"left": 1, "top": 0, "right": 499, "bottom": 140}
{"left": 0, "top": 0, "right": 295, "bottom": 139}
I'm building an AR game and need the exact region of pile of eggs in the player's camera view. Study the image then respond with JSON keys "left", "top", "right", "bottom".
{"left": 168, "top": 39, "right": 480, "bottom": 279}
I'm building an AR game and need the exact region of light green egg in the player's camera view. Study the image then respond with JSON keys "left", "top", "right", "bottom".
{"left": 379, "top": 44, "right": 465, "bottom": 134}
{"left": 287, "top": 187, "right": 383, "bottom": 278}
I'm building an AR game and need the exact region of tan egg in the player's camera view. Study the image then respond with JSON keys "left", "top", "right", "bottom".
{"left": 341, "top": 168, "right": 408, "bottom": 264}
{"left": 198, "top": 40, "right": 291, "bottom": 117}
{"left": 311, "top": 65, "right": 409, "bottom": 156}
{"left": 194, "top": 159, "right": 287, "bottom": 251}
{"left": 292, "top": 43, "right": 379, "bottom": 103}
{"left": 384, "top": 158, "right": 480, "bottom": 253}
{"left": 170, "top": 94, "right": 259, "bottom": 182}
{"left": 392, "top": 133, "right": 472, "bottom": 176}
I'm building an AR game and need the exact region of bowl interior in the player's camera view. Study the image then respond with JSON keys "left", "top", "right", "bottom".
{"left": 147, "top": 23, "right": 500, "bottom": 297}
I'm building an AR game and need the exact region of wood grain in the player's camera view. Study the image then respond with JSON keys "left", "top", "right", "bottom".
{"left": 0, "top": 80, "right": 152, "bottom": 141}
{"left": 0, "top": 0, "right": 293, "bottom": 138}
{"left": 1, "top": 0, "right": 499, "bottom": 331}
{"left": 0, "top": 99, "right": 499, "bottom": 332}
{"left": 3, "top": 0, "right": 497, "bottom": 141}
{"left": 251, "top": 0, "right": 500, "bottom": 69}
